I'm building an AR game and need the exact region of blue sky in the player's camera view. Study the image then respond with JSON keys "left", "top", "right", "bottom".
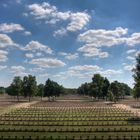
{"left": 0, "top": 0, "right": 140, "bottom": 88}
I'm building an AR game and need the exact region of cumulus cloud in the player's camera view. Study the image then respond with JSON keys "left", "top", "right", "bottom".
{"left": 53, "top": 28, "right": 67, "bottom": 37}
{"left": 124, "top": 65, "right": 134, "bottom": 71}
{"left": 126, "top": 33, "right": 140, "bottom": 46}
{"left": 25, "top": 53, "right": 34, "bottom": 58}
{"left": 78, "top": 27, "right": 140, "bottom": 58}
{"left": 78, "top": 45, "right": 109, "bottom": 58}
{"left": 23, "top": 40, "right": 53, "bottom": 54}
{"left": 0, "top": 34, "right": 16, "bottom": 48}
{"left": 100, "top": 69, "right": 122, "bottom": 76}
{"left": 24, "top": 31, "right": 32, "bottom": 36}
{"left": 10, "top": 66, "right": 28, "bottom": 76}
{"left": 0, "top": 50, "right": 8, "bottom": 62}
{"left": 66, "top": 12, "right": 90, "bottom": 32}
{"left": 126, "top": 49, "right": 136, "bottom": 54}
{"left": 0, "top": 65, "right": 7, "bottom": 70}
{"left": 78, "top": 27, "right": 128, "bottom": 47}
{"left": 29, "top": 58, "right": 66, "bottom": 68}
{"left": 69, "top": 65, "right": 102, "bottom": 71}
{"left": 126, "top": 56, "right": 135, "bottom": 60}
{"left": 59, "top": 52, "right": 79, "bottom": 60}
{"left": 28, "top": 2, "right": 90, "bottom": 33}
{"left": 0, "top": 23, "right": 24, "bottom": 33}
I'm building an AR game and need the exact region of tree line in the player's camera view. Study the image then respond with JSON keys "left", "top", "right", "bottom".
{"left": 6, "top": 75, "right": 64, "bottom": 102}
{"left": 77, "top": 74, "right": 132, "bottom": 102}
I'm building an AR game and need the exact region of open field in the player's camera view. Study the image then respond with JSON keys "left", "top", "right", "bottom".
{"left": 0, "top": 95, "right": 140, "bottom": 139}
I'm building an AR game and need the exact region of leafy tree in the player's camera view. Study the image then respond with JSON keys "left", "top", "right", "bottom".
{"left": 28, "top": 75, "right": 37, "bottom": 102}
{"left": 92, "top": 74, "right": 105, "bottom": 99}
{"left": 44, "top": 79, "right": 64, "bottom": 101}
{"left": 0, "top": 87, "right": 5, "bottom": 94}
{"left": 102, "top": 78, "right": 110, "bottom": 99}
{"left": 6, "top": 85, "right": 16, "bottom": 97}
{"left": 109, "top": 81, "right": 119, "bottom": 102}
{"left": 7, "top": 76, "right": 22, "bottom": 101}
{"left": 22, "top": 75, "right": 37, "bottom": 102}
{"left": 37, "top": 84, "right": 44, "bottom": 100}
{"left": 133, "top": 53, "right": 140, "bottom": 99}
{"left": 22, "top": 76, "right": 29, "bottom": 98}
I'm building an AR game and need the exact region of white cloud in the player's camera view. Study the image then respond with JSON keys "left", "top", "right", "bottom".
{"left": 0, "top": 34, "right": 16, "bottom": 48}
{"left": 78, "top": 45, "right": 109, "bottom": 58}
{"left": 23, "top": 41, "right": 53, "bottom": 54}
{"left": 10, "top": 66, "right": 28, "bottom": 76}
{"left": 28, "top": 2, "right": 90, "bottom": 32}
{"left": 53, "top": 28, "right": 67, "bottom": 37}
{"left": 0, "top": 65, "right": 7, "bottom": 71}
{"left": 59, "top": 52, "right": 79, "bottom": 60}
{"left": 69, "top": 65, "right": 102, "bottom": 71}
{"left": 24, "top": 31, "right": 32, "bottom": 36}
{"left": 0, "top": 23, "right": 24, "bottom": 33}
{"left": 126, "top": 49, "right": 136, "bottom": 54}
{"left": 126, "top": 56, "right": 135, "bottom": 60}
{"left": 25, "top": 53, "right": 34, "bottom": 58}
{"left": 29, "top": 58, "right": 66, "bottom": 68}
{"left": 126, "top": 33, "right": 140, "bottom": 46}
{"left": 0, "top": 50, "right": 8, "bottom": 62}
{"left": 78, "top": 27, "right": 140, "bottom": 58}
{"left": 124, "top": 65, "right": 134, "bottom": 71}
{"left": 100, "top": 69, "right": 122, "bottom": 76}
{"left": 78, "top": 27, "right": 128, "bottom": 47}
{"left": 67, "top": 12, "right": 90, "bottom": 32}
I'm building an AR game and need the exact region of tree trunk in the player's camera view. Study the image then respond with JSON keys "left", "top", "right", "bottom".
{"left": 29, "top": 95, "right": 31, "bottom": 102}
{"left": 17, "top": 95, "right": 19, "bottom": 102}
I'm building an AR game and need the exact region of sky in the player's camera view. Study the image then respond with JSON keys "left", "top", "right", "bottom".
{"left": 0, "top": 0, "right": 140, "bottom": 88}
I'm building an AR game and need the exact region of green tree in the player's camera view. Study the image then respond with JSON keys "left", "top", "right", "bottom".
{"left": 22, "top": 76, "right": 29, "bottom": 98}
{"left": 28, "top": 75, "right": 37, "bottom": 102}
{"left": 109, "top": 81, "right": 119, "bottom": 102}
{"left": 37, "top": 84, "right": 44, "bottom": 100}
{"left": 102, "top": 78, "right": 110, "bottom": 99}
{"left": 92, "top": 74, "right": 105, "bottom": 99}
{"left": 22, "top": 75, "right": 37, "bottom": 102}
{"left": 44, "top": 79, "right": 64, "bottom": 101}
{"left": 9, "top": 76, "right": 22, "bottom": 101}
{"left": 133, "top": 53, "right": 140, "bottom": 99}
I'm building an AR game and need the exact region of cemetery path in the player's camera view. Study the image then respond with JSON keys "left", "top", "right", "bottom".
{"left": 0, "top": 101, "right": 39, "bottom": 115}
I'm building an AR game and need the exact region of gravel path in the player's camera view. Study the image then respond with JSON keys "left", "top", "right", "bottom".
{"left": 0, "top": 101, "right": 39, "bottom": 115}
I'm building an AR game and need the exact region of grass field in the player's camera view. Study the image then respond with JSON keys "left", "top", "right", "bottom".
{"left": 0, "top": 95, "right": 140, "bottom": 139}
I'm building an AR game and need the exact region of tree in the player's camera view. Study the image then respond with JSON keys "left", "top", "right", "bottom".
{"left": 102, "top": 78, "right": 110, "bottom": 99}
{"left": 28, "top": 75, "right": 37, "bottom": 102}
{"left": 9, "top": 76, "right": 22, "bottom": 101}
{"left": 37, "top": 84, "right": 44, "bottom": 100}
{"left": 22, "top": 75, "right": 37, "bottom": 102}
{"left": 0, "top": 87, "right": 5, "bottom": 94}
{"left": 109, "top": 81, "right": 119, "bottom": 102}
{"left": 133, "top": 53, "right": 140, "bottom": 99}
{"left": 22, "top": 76, "right": 29, "bottom": 98}
{"left": 44, "top": 79, "right": 64, "bottom": 101}
{"left": 92, "top": 74, "right": 105, "bottom": 99}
